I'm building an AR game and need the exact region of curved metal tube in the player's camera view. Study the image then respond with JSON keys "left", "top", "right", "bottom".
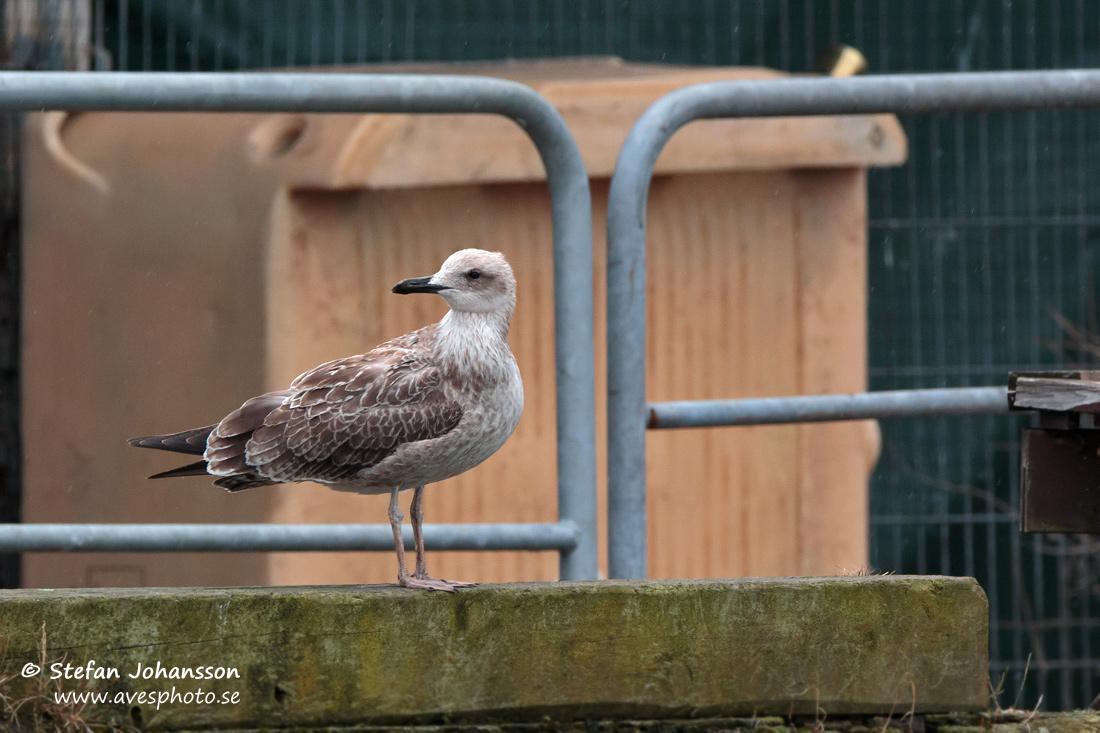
{"left": 607, "top": 70, "right": 1100, "bottom": 579}
{"left": 0, "top": 71, "right": 597, "bottom": 579}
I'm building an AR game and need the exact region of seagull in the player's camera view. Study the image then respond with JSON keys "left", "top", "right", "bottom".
{"left": 130, "top": 249, "right": 524, "bottom": 592}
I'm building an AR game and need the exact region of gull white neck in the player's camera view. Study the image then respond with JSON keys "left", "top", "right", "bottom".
{"left": 434, "top": 309, "right": 514, "bottom": 383}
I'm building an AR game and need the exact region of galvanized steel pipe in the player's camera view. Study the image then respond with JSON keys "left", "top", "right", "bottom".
{"left": 0, "top": 522, "right": 578, "bottom": 553}
{"left": 648, "top": 387, "right": 1010, "bottom": 429}
{"left": 607, "top": 70, "right": 1100, "bottom": 579}
{"left": 0, "top": 72, "right": 597, "bottom": 578}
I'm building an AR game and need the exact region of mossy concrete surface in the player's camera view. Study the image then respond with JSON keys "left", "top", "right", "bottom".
{"left": 207, "top": 710, "right": 1100, "bottom": 732}
{"left": 0, "top": 577, "right": 988, "bottom": 730}
{"left": 178, "top": 710, "right": 1100, "bottom": 732}
{"left": 935, "top": 710, "right": 1100, "bottom": 732}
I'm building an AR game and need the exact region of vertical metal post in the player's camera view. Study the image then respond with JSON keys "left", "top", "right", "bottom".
{"left": 537, "top": 111, "right": 600, "bottom": 582}
{"left": 606, "top": 121, "right": 669, "bottom": 580}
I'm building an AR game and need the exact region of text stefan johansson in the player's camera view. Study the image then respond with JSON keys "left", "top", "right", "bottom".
{"left": 48, "top": 661, "right": 240, "bottom": 681}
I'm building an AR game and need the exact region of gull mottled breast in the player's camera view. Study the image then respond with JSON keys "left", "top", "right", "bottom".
{"left": 129, "top": 249, "right": 524, "bottom": 592}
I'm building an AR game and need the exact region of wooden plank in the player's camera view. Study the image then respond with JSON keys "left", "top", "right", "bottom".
{"left": 740, "top": 173, "right": 802, "bottom": 576}
{"left": 645, "top": 175, "right": 739, "bottom": 578}
{"left": 245, "top": 59, "right": 906, "bottom": 190}
{"left": 337, "top": 113, "right": 907, "bottom": 189}
{"left": 644, "top": 173, "right": 805, "bottom": 578}
{"left": 642, "top": 171, "right": 875, "bottom": 579}
{"left": 793, "top": 168, "right": 877, "bottom": 575}
{"left": 1013, "top": 376, "right": 1100, "bottom": 412}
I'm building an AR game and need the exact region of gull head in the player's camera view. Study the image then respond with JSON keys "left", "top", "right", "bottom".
{"left": 392, "top": 249, "right": 516, "bottom": 315}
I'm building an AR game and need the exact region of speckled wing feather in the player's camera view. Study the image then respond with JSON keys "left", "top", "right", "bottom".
{"left": 204, "top": 325, "right": 464, "bottom": 491}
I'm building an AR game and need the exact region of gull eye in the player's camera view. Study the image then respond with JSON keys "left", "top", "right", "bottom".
{"left": 466, "top": 269, "right": 481, "bottom": 280}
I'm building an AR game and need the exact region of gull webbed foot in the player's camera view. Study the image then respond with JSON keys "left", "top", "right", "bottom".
{"left": 412, "top": 570, "right": 476, "bottom": 589}
{"left": 399, "top": 575, "right": 472, "bottom": 592}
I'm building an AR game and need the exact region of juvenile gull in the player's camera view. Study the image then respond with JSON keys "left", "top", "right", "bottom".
{"left": 130, "top": 249, "right": 524, "bottom": 592}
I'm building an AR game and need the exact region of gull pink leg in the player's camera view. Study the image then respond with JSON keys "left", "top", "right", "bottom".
{"left": 389, "top": 487, "right": 461, "bottom": 592}
{"left": 411, "top": 485, "right": 429, "bottom": 579}
{"left": 387, "top": 486, "right": 411, "bottom": 584}
{"left": 411, "top": 485, "right": 476, "bottom": 590}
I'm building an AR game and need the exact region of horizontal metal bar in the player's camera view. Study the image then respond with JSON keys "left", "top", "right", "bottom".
{"left": 0, "top": 523, "right": 578, "bottom": 553}
{"left": 871, "top": 513, "right": 1017, "bottom": 526}
{"left": 646, "top": 387, "right": 1010, "bottom": 429}
{"left": 0, "top": 71, "right": 547, "bottom": 114}
{"left": 662, "top": 70, "right": 1100, "bottom": 126}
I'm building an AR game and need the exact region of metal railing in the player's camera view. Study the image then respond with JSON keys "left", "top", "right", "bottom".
{"left": 0, "top": 523, "right": 578, "bottom": 553}
{"left": 0, "top": 72, "right": 598, "bottom": 580}
{"left": 606, "top": 69, "right": 1100, "bottom": 580}
{"left": 646, "top": 387, "right": 1011, "bottom": 429}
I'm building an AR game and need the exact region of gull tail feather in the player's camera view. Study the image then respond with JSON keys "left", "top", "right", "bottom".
{"left": 148, "top": 459, "right": 210, "bottom": 480}
{"left": 128, "top": 425, "right": 216, "bottom": 456}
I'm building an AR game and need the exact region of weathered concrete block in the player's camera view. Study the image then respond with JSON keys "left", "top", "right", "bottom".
{"left": 0, "top": 577, "right": 988, "bottom": 730}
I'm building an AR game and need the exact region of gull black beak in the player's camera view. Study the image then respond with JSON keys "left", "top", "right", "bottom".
{"left": 392, "top": 276, "right": 450, "bottom": 295}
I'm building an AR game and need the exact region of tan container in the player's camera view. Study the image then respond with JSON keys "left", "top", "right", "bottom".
{"left": 21, "top": 59, "right": 903, "bottom": 587}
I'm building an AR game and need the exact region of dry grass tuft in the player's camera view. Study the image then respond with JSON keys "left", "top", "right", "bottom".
{"left": 0, "top": 625, "right": 134, "bottom": 733}
{"left": 987, "top": 653, "right": 1043, "bottom": 731}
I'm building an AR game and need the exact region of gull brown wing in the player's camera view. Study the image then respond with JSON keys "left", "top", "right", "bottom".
{"left": 207, "top": 337, "right": 464, "bottom": 490}
{"left": 203, "top": 390, "right": 295, "bottom": 488}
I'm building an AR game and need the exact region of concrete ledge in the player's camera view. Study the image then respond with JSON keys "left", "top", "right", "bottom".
{"left": 0, "top": 577, "right": 988, "bottom": 730}
{"left": 178, "top": 711, "right": 1100, "bottom": 732}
